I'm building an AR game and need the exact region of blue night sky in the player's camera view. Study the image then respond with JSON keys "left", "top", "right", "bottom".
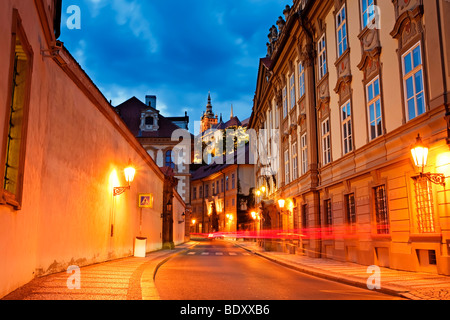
{"left": 60, "top": 0, "right": 287, "bottom": 130}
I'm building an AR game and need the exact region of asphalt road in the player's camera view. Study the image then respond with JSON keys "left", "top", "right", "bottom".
{"left": 155, "top": 240, "right": 402, "bottom": 300}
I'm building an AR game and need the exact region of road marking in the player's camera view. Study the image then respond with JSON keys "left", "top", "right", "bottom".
{"left": 215, "top": 252, "right": 223, "bottom": 256}
{"left": 242, "top": 253, "right": 251, "bottom": 256}
{"left": 201, "top": 252, "right": 210, "bottom": 256}
{"left": 187, "top": 252, "right": 196, "bottom": 255}
{"left": 229, "top": 252, "right": 237, "bottom": 256}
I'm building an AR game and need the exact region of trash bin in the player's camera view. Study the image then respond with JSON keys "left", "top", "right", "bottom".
{"left": 134, "top": 237, "right": 147, "bottom": 258}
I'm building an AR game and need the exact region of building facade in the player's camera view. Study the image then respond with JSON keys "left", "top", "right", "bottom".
{"left": 249, "top": 0, "right": 450, "bottom": 275}
{"left": 115, "top": 96, "right": 193, "bottom": 204}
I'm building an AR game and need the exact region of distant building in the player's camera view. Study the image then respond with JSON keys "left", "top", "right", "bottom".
{"left": 116, "top": 96, "right": 192, "bottom": 203}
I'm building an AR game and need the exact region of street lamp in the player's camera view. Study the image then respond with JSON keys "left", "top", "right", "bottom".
{"left": 411, "top": 134, "right": 446, "bottom": 187}
{"left": 278, "top": 199, "right": 286, "bottom": 209}
{"left": 113, "top": 160, "right": 136, "bottom": 196}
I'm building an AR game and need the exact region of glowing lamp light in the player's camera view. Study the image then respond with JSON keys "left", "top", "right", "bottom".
{"left": 261, "top": 186, "right": 266, "bottom": 193}
{"left": 410, "top": 134, "right": 446, "bottom": 187}
{"left": 192, "top": 219, "right": 196, "bottom": 225}
{"left": 411, "top": 134, "right": 429, "bottom": 171}
{"left": 113, "top": 160, "right": 136, "bottom": 196}
{"left": 278, "top": 199, "right": 286, "bottom": 209}
{"left": 251, "top": 211, "right": 257, "bottom": 220}
{"left": 256, "top": 190, "right": 261, "bottom": 197}
{"left": 124, "top": 162, "right": 136, "bottom": 184}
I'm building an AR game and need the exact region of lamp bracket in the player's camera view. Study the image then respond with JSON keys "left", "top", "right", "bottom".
{"left": 113, "top": 186, "right": 131, "bottom": 197}
{"left": 413, "top": 173, "right": 446, "bottom": 187}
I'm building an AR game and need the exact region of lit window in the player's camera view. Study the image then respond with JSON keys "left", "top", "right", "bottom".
{"left": 290, "top": 74, "right": 296, "bottom": 110}
{"left": 374, "top": 185, "right": 390, "bottom": 234}
{"left": 414, "top": 178, "right": 435, "bottom": 233}
{"left": 345, "top": 194, "right": 356, "bottom": 228}
{"left": 341, "top": 101, "right": 353, "bottom": 155}
{"left": 403, "top": 43, "right": 426, "bottom": 121}
{"left": 301, "top": 133, "right": 308, "bottom": 175}
{"left": 336, "top": 5, "right": 348, "bottom": 58}
{"left": 298, "top": 63, "right": 305, "bottom": 98}
{"left": 367, "top": 77, "right": 383, "bottom": 140}
{"left": 232, "top": 174, "right": 236, "bottom": 189}
{"left": 318, "top": 35, "right": 327, "bottom": 80}
{"left": 324, "top": 199, "right": 332, "bottom": 234}
{"left": 322, "top": 119, "right": 331, "bottom": 165}
{"left": 361, "top": 0, "right": 375, "bottom": 29}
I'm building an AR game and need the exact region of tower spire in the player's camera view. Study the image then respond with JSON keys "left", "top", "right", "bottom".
{"left": 230, "top": 104, "right": 234, "bottom": 120}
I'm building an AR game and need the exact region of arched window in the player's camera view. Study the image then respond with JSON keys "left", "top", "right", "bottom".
{"left": 165, "top": 150, "right": 175, "bottom": 169}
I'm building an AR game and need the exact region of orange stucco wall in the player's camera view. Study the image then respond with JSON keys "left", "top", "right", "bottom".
{"left": 0, "top": 1, "right": 185, "bottom": 298}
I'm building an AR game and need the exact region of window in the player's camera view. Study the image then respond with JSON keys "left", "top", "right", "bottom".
{"left": 283, "top": 86, "right": 288, "bottom": 118}
{"left": 374, "top": 185, "right": 390, "bottom": 234}
{"left": 145, "top": 116, "right": 154, "bottom": 126}
{"left": 318, "top": 35, "right": 327, "bottom": 80}
{"left": 336, "top": 5, "right": 348, "bottom": 58}
{"left": 292, "top": 143, "right": 298, "bottom": 181}
{"left": 232, "top": 174, "right": 236, "bottom": 189}
{"left": 298, "top": 63, "right": 305, "bottom": 98}
{"left": 199, "top": 186, "right": 203, "bottom": 198}
{"left": 301, "top": 133, "right": 308, "bottom": 175}
{"left": 221, "top": 178, "right": 224, "bottom": 193}
{"left": 193, "top": 187, "right": 197, "bottom": 200}
{"left": 345, "top": 194, "right": 356, "bottom": 228}
{"left": 205, "top": 184, "right": 209, "bottom": 198}
{"left": 165, "top": 150, "right": 175, "bottom": 169}
{"left": 414, "top": 177, "right": 435, "bottom": 233}
{"left": 361, "top": 0, "right": 375, "bottom": 29}
{"left": 2, "top": 13, "right": 33, "bottom": 209}
{"left": 324, "top": 200, "right": 332, "bottom": 234}
{"left": 226, "top": 176, "right": 229, "bottom": 191}
{"left": 212, "top": 182, "right": 215, "bottom": 195}
{"left": 232, "top": 198, "right": 235, "bottom": 207}
{"left": 322, "top": 119, "right": 331, "bottom": 165}
{"left": 290, "top": 74, "right": 296, "bottom": 110}
{"left": 367, "top": 77, "right": 383, "bottom": 140}
{"left": 284, "top": 149, "right": 290, "bottom": 185}
{"left": 341, "top": 101, "right": 353, "bottom": 155}
{"left": 403, "top": 43, "right": 426, "bottom": 121}
{"left": 301, "top": 204, "right": 308, "bottom": 229}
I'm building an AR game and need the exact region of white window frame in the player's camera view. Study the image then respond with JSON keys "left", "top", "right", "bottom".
{"left": 402, "top": 42, "right": 426, "bottom": 122}
{"left": 318, "top": 34, "right": 327, "bottom": 80}
{"left": 284, "top": 149, "right": 290, "bottom": 185}
{"left": 301, "top": 133, "right": 308, "bottom": 175}
{"left": 336, "top": 5, "right": 348, "bottom": 58}
{"left": 322, "top": 118, "right": 331, "bottom": 165}
{"left": 341, "top": 100, "right": 353, "bottom": 155}
{"left": 298, "top": 62, "right": 305, "bottom": 98}
{"left": 292, "top": 142, "right": 298, "bottom": 181}
{"left": 290, "top": 73, "right": 296, "bottom": 110}
{"left": 361, "top": 0, "right": 375, "bottom": 29}
{"left": 283, "top": 86, "right": 288, "bottom": 118}
{"left": 366, "top": 76, "right": 383, "bottom": 140}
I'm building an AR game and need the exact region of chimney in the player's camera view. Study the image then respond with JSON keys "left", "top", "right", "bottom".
{"left": 145, "top": 95, "right": 157, "bottom": 109}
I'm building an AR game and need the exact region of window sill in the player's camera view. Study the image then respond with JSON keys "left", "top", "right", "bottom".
{"left": 409, "top": 233, "right": 442, "bottom": 243}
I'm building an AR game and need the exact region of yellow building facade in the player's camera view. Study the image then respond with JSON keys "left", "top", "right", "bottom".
{"left": 249, "top": 0, "right": 450, "bottom": 275}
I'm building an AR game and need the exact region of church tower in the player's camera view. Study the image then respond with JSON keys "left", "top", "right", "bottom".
{"left": 200, "top": 92, "right": 218, "bottom": 133}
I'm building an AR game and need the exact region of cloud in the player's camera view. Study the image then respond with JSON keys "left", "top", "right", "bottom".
{"left": 60, "top": 0, "right": 287, "bottom": 123}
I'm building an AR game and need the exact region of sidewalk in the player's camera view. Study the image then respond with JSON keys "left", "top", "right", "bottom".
{"left": 234, "top": 241, "right": 450, "bottom": 300}
{"left": 2, "top": 242, "right": 197, "bottom": 300}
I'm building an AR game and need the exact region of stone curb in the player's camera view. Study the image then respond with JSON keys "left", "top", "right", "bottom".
{"left": 233, "top": 242, "right": 413, "bottom": 300}
{"left": 141, "top": 242, "right": 198, "bottom": 300}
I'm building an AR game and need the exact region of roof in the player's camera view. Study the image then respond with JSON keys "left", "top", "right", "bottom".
{"left": 115, "top": 97, "right": 190, "bottom": 139}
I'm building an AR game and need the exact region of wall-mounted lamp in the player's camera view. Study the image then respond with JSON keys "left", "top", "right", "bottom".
{"left": 166, "top": 198, "right": 173, "bottom": 212}
{"left": 113, "top": 160, "right": 136, "bottom": 196}
{"left": 411, "top": 134, "right": 446, "bottom": 187}
{"left": 278, "top": 199, "right": 286, "bottom": 209}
